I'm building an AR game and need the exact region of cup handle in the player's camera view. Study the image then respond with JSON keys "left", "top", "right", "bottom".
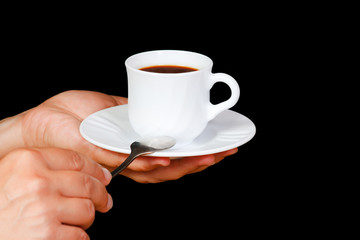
{"left": 207, "top": 73, "right": 240, "bottom": 120}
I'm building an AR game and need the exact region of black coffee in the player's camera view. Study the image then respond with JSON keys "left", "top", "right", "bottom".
{"left": 139, "top": 65, "right": 198, "bottom": 73}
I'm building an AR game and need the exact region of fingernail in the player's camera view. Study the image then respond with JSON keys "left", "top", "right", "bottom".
{"left": 107, "top": 194, "right": 113, "bottom": 210}
{"left": 102, "top": 167, "right": 112, "bottom": 184}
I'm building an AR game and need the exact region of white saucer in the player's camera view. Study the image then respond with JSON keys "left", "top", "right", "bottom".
{"left": 80, "top": 105, "right": 256, "bottom": 157}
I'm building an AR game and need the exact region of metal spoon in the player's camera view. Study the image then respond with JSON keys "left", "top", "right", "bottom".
{"left": 111, "top": 136, "right": 176, "bottom": 177}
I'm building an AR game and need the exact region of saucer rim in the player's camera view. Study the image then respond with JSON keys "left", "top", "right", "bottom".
{"left": 80, "top": 105, "right": 256, "bottom": 157}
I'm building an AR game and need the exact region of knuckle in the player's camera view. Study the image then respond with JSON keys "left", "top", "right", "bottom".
{"left": 125, "top": 161, "right": 156, "bottom": 173}
{"left": 135, "top": 164, "right": 155, "bottom": 172}
{"left": 9, "top": 148, "right": 43, "bottom": 166}
{"left": 82, "top": 174, "right": 93, "bottom": 197}
{"left": 85, "top": 199, "right": 95, "bottom": 217}
{"left": 69, "top": 151, "right": 85, "bottom": 171}
{"left": 42, "top": 225, "right": 57, "bottom": 240}
{"left": 91, "top": 163, "right": 106, "bottom": 182}
{"left": 56, "top": 225, "right": 89, "bottom": 240}
{"left": 83, "top": 199, "right": 95, "bottom": 229}
{"left": 28, "top": 177, "right": 50, "bottom": 193}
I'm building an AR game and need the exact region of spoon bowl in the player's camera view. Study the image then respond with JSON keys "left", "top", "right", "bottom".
{"left": 111, "top": 136, "right": 176, "bottom": 177}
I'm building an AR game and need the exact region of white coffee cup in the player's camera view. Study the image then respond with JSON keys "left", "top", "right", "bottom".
{"left": 125, "top": 50, "right": 240, "bottom": 147}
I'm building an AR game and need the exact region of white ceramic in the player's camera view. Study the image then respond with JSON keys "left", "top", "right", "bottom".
{"left": 125, "top": 50, "right": 240, "bottom": 147}
{"left": 79, "top": 105, "right": 255, "bottom": 157}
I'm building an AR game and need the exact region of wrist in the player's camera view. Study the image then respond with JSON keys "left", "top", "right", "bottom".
{"left": 0, "top": 113, "right": 25, "bottom": 158}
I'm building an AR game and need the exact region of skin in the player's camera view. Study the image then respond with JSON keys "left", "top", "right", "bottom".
{"left": 0, "top": 90, "right": 238, "bottom": 183}
{"left": 0, "top": 90, "right": 238, "bottom": 239}
{"left": 0, "top": 147, "right": 112, "bottom": 240}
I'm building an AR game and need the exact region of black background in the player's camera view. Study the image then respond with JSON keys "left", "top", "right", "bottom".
{"left": 1, "top": 10, "right": 294, "bottom": 238}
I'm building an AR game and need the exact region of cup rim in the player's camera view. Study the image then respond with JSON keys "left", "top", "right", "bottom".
{"left": 125, "top": 50, "right": 213, "bottom": 75}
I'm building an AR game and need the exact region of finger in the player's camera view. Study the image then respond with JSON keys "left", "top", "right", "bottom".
{"left": 188, "top": 149, "right": 239, "bottom": 174}
{"left": 85, "top": 144, "right": 171, "bottom": 172}
{"left": 57, "top": 198, "right": 95, "bottom": 230}
{"left": 56, "top": 223, "right": 90, "bottom": 240}
{"left": 111, "top": 155, "right": 171, "bottom": 172}
{"left": 51, "top": 171, "right": 112, "bottom": 213}
{"left": 121, "top": 149, "right": 239, "bottom": 183}
{"left": 121, "top": 155, "right": 216, "bottom": 183}
{"left": 35, "top": 148, "right": 111, "bottom": 186}
{"left": 111, "top": 95, "right": 128, "bottom": 105}
{"left": 214, "top": 148, "right": 238, "bottom": 163}
{"left": 188, "top": 165, "right": 209, "bottom": 174}
{"left": 74, "top": 128, "right": 171, "bottom": 172}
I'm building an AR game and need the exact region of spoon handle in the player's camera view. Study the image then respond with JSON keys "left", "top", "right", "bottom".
{"left": 111, "top": 152, "right": 138, "bottom": 177}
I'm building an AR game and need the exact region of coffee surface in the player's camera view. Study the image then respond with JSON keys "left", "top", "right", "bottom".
{"left": 139, "top": 65, "right": 198, "bottom": 73}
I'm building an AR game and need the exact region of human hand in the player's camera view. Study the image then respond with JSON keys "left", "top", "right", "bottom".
{"left": 15, "top": 90, "right": 238, "bottom": 183}
{"left": 0, "top": 147, "right": 112, "bottom": 240}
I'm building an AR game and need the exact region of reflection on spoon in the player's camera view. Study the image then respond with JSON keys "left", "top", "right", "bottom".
{"left": 111, "top": 136, "right": 176, "bottom": 177}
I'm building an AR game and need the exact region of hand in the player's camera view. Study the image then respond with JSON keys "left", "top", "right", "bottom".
{"left": 17, "top": 90, "right": 238, "bottom": 183}
{"left": 121, "top": 148, "right": 238, "bottom": 183}
{"left": 0, "top": 148, "right": 112, "bottom": 240}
